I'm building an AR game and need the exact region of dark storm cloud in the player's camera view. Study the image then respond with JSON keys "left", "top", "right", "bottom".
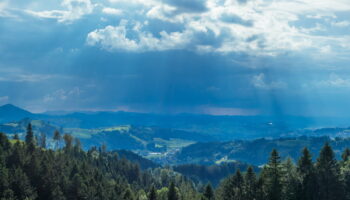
{"left": 1, "top": 0, "right": 350, "bottom": 117}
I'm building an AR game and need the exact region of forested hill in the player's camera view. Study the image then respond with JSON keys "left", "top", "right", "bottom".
{"left": 2, "top": 124, "right": 350, "bottom": 200}
{"left": 0, "top": 127, "right": 201, "bottom": 200}
{"left": 173, "top": 162, "right": 259, "bottom": 187}
{"left": 115, "top": 150, "right": 160, "bottom": 169}
{"left": 174, "top": 136, "right": 350, "bottom": 165}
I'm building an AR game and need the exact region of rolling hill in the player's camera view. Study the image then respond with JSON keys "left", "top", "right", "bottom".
{"left": 173, "top": 136, "right": 350, "bottom": 165}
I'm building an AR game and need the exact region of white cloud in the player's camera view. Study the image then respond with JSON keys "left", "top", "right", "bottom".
{"left": 102, "top": 7, "right": 123, "bottom": 15}
{"left": 0, "top": 1, "right": 6, "bottom": 12}
{"left": 26, "top": 0, "right": 94, "bottom": 23}
{"left": 86, "top": 23, "right": 140, "bottom": 51}
{"left": 107, "top": 0, "right": 157, "bottom": 6}
{"left": 311, "top": 74, "right": 350, "bottom": 88}
{"left": 146, "top": 4, "right": 178, "bottom": 22}
{"left": 0, "top": 68, "right": 70, "bottom": 83}
{"left": 252, "top": 73, "right": 287, "bottom": 89}
{"left": 332, "top": 20, "right": 350, "bottom": 27}
{"left": 0, "top": 1, "right": 11, "bottom": 17}
{"left": 83, "top": 0, "right": 350, "bottom": 55}
{"left": 306, "top": 13, "right": 337, "bottom": 19}
{"left": 0, "top": 1, "right": 22, "bottom": 19}
{"left": 9, "top": 0, "right": 348, "bottom": 55}
{"left": 86, "top": 20, "right": 193, "bottom": 52}
{"left": 0, "top": 73, "right": 54, "bottom": 82}
{"left": 43, "top": 87, "right": 81, "bottom": 103}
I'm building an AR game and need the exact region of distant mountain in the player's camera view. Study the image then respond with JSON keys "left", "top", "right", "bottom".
{"left": 42, "top": 110, "right": 75, "bottom": 115}
{"left": 0, "top": 118, "right": 61, "bottom": 139}
{"left": 0, "top": 104, "right": 301, "bottom": 139}
{"left": 2, "top": 104, "right": 350, "bottom": 140}
{"left": 42, "top": 113, "right": 306, "bottom": 139}
{"left": 173, "top": 136, "right": 350, "bottom": 165}
{"left": 0, "top": 104, "right": 33, "bottom": 122}
{"left": 36, "top": 114, "right": 350, "bottom": 140}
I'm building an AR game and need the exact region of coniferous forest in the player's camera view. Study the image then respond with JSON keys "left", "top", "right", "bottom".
{"left": 2, "top": 124, "right": 350, "bottom": 200}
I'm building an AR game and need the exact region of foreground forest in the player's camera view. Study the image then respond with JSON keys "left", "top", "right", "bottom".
{"left": 2, "top": 124, "right": 350, "bottom": 200}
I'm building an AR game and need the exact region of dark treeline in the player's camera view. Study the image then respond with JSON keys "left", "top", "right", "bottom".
{"left": 173, "top": 162, "right": 258, "bottom": 187}
{"left": 2, "top": 123, "right": 350, "bottom": 200}
{"left": 215, "top": 144, "right": 350, "bottom": 200}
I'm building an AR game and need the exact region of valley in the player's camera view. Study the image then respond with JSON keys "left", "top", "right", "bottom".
{"left": 2, "top": 104, "right": 350, "bottom": 167}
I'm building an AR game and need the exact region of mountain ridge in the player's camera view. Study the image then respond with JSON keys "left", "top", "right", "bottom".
{"left": 0, "top": 104, "right": 33, "bottom": 123}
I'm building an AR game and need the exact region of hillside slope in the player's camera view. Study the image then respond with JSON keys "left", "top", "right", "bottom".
{"left": 174, "top": 136, "right": 350, "bottom": 165}
{"left": 0, "top": 104, "right": 33, "bottom": 123}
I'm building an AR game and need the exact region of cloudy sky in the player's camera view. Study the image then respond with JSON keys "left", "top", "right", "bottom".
{"left": 0, "top": 0, "right": 350, "bottom": 116}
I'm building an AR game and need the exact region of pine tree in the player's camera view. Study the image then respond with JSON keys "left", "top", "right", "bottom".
{"left": 51, "top": 185, "right": 66, "bottom": 200}
{"left": 244, "top": 166, "right": 256, "bottom": 200}
{"left": 282, "top": 158, "right": 299, "bottom": 200}
{"left": 149, "top": 185, "right": 157, "bottom": 200}
{"left": 40, "top": 132, "right": 46, "bottom": 148}
{"left": 25, "top": 123, "right": 35, "bottom": 151}
{"left": 219, "top": 169, "right": 247, "bottom": 200}
{"left": 341, "top": 158, "right": 350, "bottom": 200}
{"left": 168, "top": 181, "right": 178, "bottom": 200}
{"left": 70, "top": 174, "right": 88, "bottom": 200}
{"left": 0, "top": 159, "right": 10, "bottom": 198}
{"left": 0, "top": 132, "right": 11, "bottom": 150}
{"left": 316, "top": 143, "right": 344, "bottom": 200}
{"left": 101, "top": 143, "right": 107, "bottom": 153}
{"left": 63, "top": 134, "right": 73, "bottom": 150}
{"left": 74, "top": 138, "right": 82, "bottom": 151}
{"left": 123, "top": 187, "right": 135, "bottom": 200}
{"left": 156, "top": 187, "right": 168, "bottom": 200}
{"left": 220, "top": 173, "right": 237, "bottom": 200}
{"left": 13, "top": 133, "right": 19, "bottom": 140}
{"left": 265, "top": 149, "right": 283, "bottom": 200}
{"left": 203, "top": 183, "right": 214, "bottom": 200}
{"left": 25, "top": 123, "right": 34, "bottom": 143}
{"left": 8, "top": 142, "right": 25, "bottom": 168}
{"left": 11, "top": 167, "right": 38, "bottom": 200}
{"left": 2, "top": 189, "right": 15, "bottom": 200}
{"left": 233, "top": 170, "right": 244, "bottom": 200}
{"left": 53, "top": 130, "right": 61, "bottom": 150}
{"left": 255, "top": 176, "right": 266, "bottom": 200}
{"left": 342, "top": 148, "right": 350, "bottom": 162}
{"left": 297, "top": 147, "right": 317, "bottom": 200}
{"left": 298, "top": 148, "right": 313, "bottom": 176}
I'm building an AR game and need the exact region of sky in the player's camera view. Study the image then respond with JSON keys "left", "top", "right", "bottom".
{"left": 0, "top": 0, "right": 350, "bottom": 116}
